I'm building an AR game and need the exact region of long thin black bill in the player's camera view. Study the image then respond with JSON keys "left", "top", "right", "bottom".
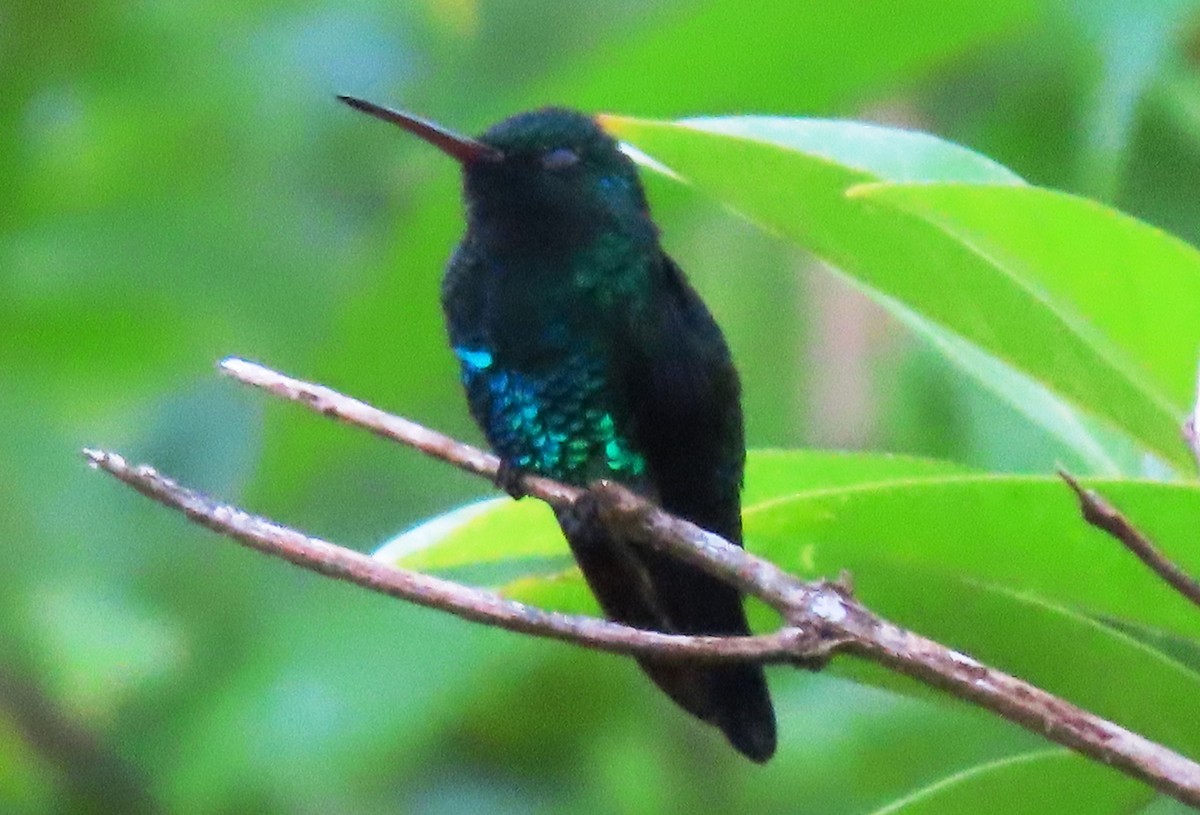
{"left": 337, "top": 95, "right": 502, "bottom": 164}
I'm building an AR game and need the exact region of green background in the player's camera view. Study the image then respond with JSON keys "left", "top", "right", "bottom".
{"left": 5, "top": 1, "right": 1200, "bottom": 812}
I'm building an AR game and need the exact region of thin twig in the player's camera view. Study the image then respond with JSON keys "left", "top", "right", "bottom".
{"left": 593, "top": 479, "right": 1200, "bottom": 808}
{"left": 86, "top": 360, "right": 1200, "bottom": 809}
{"left": 1059, "top": 470, "right": 1200, "bottom": 610}
{"left": 0, "top": 668, "right": 161, "bottom": 814}
{"left": 82, "top": 449, "right": 802, "bottom": 665}
{"left": 220, "top": 358, "right": 801, "bottom": 613}
{"left": 218, "top": 358, "right": 579, "bottom": 507}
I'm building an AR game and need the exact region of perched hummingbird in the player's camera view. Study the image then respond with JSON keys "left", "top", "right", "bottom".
{"left": 340, "top": 96, "right": 777, "bottom": 762}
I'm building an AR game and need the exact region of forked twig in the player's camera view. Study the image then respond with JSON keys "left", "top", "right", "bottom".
{"left": 81, "top": 358, "right": 1200, "bottom": 808}
{"left": 82, "top": 448, "right": 803, "bottom": 664}
{"left": 1060, "top": 470, "right": 1200, "bottom": 610}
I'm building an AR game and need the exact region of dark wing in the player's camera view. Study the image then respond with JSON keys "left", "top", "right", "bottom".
{"left": 612, "top": 251, "right": 776, "bottom": 760}
{"left": 619, "top": 252, "right": 745, "bottom": 548}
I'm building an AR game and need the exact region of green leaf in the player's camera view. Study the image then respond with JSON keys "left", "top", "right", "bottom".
{"left": 375, "top": 497, "right": 565, "bottom": 576}
{"left": 891, "top": 306, "right": 1141, "bottom": 476}
{"left": 747, "top": 475, "right": 1200, "bottom": 641}
{"left": 852, "top": 564, "right": 1200, "bottom": 757}
{"left": 377, "top": 454, "right": 1200, "bottom": 756}
{"left": 853, "top": 182, "right": 1200, "bottom": 415}
{"left": 487, "top": 530, "right": 1200, "bottom": 761}
{"left": 742, "top": 449, "right": 972, "bottom": 504}
{"left": 865, "top": 750, "right": 1149, "bottom": 815}
{"left": 672, "top": 117, "right": 1023, "bottom": 184}
{"left": 601, "top": 116, "right": 1200, "bottom": 467}
{"left": 374, "top": 450, "right": 970, "bottom": 574}
{"left": 748, "top": 675, "right": 1043, "bottom": 813}
{"left": 740, "top": 473, "right": 1200, "bottom": 749}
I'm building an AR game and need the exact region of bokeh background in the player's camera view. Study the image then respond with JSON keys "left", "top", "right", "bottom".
{"left": 5, "top": 0, "right": 1200, "bottom": 811}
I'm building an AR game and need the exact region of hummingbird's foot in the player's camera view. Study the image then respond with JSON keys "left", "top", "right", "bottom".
{"left": 495, "top": 459, "right": 528, "bottom": 500}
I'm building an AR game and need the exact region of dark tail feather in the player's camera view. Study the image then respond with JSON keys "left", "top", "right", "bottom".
{"left": 633, "top": 653, "right": 775, "bottom": 762}
{"left": 557, "top": 504, "right": 777, "bottom": 762}
{"left": 709, "top": 661, "right": 776, "bottom": 762}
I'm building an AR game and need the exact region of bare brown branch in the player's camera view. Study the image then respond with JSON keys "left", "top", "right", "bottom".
{"left": 218, "top": 358, "right": 579, "bottom": 507}
{"left": 838, "top": 613, "right": 1200, "bottom": 805}
{"left": 85, "top": 359, "right": 1200, "bottom": 809}
{"left": 0, "top": 668, "right": 161, "bottom": 814}
{"left": 592, "top": 479, "right": 1200, "bottom": 807}
{"left": 1060, "top": 470, "right": 1200, "bottom": 610}
{"left": 219, "top": 358, "right": 814, "bottom": 615}
{"left": 586, "top": 481, "right": 815, "bottom": 611}
{"left": 82, "top": 448, "right": 801, "bottom": 665}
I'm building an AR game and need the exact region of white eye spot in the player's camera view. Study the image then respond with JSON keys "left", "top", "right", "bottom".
{"left": 541, "top": 147, "right": 580, "bottom": 171}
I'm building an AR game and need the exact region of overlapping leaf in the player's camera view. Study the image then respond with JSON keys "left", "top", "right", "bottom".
{"left": 374, "top": 114, "right": 1200, "bottom": 808}
{"left": 375, "top": 450, "right": 969, "bottom": 573}
{"left": 601, "top": 116, "right": 1200, "bottom": 468}
{"left": 379, "top": 455, "right": 1200, "bottom": 756}
{"left": 864, "top": 750, "right": 1149, "bottom": 815}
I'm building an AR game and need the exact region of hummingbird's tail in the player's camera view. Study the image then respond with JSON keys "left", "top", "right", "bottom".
{"left": 638, "top": 645, "right": 777, "bottom": 762}
{"left": 556, "top": 504, "right": 777, "bottom": 762}
{"left": 708, "top": 663, "right": 776, "bottom": 763}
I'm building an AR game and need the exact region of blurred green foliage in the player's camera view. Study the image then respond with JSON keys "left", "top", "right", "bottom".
{"left": 4, "top": 0, "right": 1200, "bottom": 812}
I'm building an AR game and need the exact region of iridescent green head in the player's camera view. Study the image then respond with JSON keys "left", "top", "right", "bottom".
{"left": 338, "top": 97, "right": 654, "bottom": 251}
{"left": 465, "top": 108, "right": 651, "bottom": 244}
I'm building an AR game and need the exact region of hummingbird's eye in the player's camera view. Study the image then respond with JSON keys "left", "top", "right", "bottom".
{"left": 541, "top": 147, "right": 580, "bottom": 171}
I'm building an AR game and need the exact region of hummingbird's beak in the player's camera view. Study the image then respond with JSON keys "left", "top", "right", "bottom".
{"left": 337, "top": 95, "right": 502, "bottom": 164}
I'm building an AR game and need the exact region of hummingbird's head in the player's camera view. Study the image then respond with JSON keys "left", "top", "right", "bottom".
{"left": 339, "top": 97, "right": 654, "bottom": 251}
{"left": 465, "top": 108, "right": 650, "bottom": 240}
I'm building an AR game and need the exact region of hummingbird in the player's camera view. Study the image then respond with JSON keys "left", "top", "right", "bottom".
{"left": 339, "top": 95, "right": 777, "bottom": 762}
